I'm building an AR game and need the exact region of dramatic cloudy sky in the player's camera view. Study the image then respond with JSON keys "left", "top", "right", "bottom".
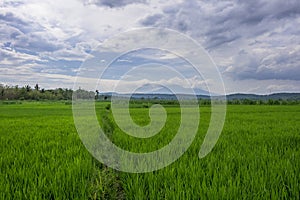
{"left": 0, "top": 0, "right": 299, "bottom": 94}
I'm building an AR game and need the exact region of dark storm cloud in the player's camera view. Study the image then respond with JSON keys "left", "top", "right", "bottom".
{"left": 141, "top": 0, "right": 300, "bottom": 48}
{"left": 140, "top": 0, "right": 300, "bottom": 81}
{"left": 83, "top": 0, "right": 147, "bottom": 8}
{"left": 141, "top": 14, "right": 163, "bottom": 26}
{"left": 226, "top": 49, "right": 300, "bottom": 81}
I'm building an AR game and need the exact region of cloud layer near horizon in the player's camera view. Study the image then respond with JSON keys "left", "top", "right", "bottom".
{"left": 0, "top": 0, "right": 299, "bottom": 94}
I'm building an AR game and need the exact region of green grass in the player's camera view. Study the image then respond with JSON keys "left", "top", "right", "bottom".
{"left": 0, "top": 102, "right": 299, "bottom": 199}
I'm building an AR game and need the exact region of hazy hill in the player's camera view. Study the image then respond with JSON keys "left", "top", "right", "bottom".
{"left": 99, "top": 92, "right": 300, "bottom": 101}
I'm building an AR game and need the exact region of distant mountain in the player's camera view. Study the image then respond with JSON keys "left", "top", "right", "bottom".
{"left": 100, "top": 92, "right": 118, "bottom": 96}
{"left": 99, "top": 92, "right": 300, "bottom": 101}
{"left": 129, "top": 83, "right": 211, "bottom": 96}
{"left": 149, "top": 86, "right": 210, "bottom": 96}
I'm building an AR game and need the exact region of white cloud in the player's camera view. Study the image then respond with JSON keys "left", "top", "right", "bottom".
{"left": 0, "top": 0, "right": 299, "bottom": 93}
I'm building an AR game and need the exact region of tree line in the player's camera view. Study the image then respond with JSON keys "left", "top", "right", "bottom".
{"left": 226, "top": 98, "right": 299, "bottom": 105}
{"left": 0, "top": 84, "right": 94, "bottom": 101}
{"left": 1, "top": 84, "right": 299, "bottom": 104}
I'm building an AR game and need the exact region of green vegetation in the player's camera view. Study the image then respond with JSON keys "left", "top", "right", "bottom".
{"left": 0, "top": 102, "right": 299, "bottom": 199}
{"left": 0, "top": 84, "right": 94, "bottom": 101}
{"left": 112, "top": 104, "right": 300, "bottom": 199}
{"left": 1, "top": 84, "right": 300, "bottom": 105}
{"left": 226, "top": 98, "right": 300, "bottom": 105}
{"left": 0, "top": 102, "right": 122, "bottom": 199}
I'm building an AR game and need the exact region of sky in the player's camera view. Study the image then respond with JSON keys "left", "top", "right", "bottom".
{"left": 0, "top": 0, "right": 299, "bottom": 94}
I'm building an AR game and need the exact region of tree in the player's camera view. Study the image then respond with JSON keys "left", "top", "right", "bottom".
{"left": 25, "top": 85, "right": 31, "bottom": 92}
{"left": 95, "top": 90, "right": 99, "bottom": 100}
{"left": 267, "top": 99, "right": 274, "bottom": 105}
{"left": 35, "top": 84, "right": 39, "bottom": 91}
{"left": 0, "top": 87, "right": 4, "bottom": 98}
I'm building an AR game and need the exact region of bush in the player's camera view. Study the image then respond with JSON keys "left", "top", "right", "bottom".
{"left": 2, "top": 101, "right": 22, "bottom": 105}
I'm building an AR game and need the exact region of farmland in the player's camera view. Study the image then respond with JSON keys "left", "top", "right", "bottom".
{"left": 0, "top": 101, "right": 299, "bottom": 199}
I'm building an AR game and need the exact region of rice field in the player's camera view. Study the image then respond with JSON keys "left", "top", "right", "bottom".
{"left": 0, "top": 101, "right": 299, "bottom": 199}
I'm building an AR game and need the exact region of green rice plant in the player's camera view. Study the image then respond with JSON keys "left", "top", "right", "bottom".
{"left": 0, "top": 102, "right": 299, "bottom": 199}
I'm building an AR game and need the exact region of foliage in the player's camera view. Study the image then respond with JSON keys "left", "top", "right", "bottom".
{"left": 1, "top": 84, "right": 299, "bottom": 105}
{"left": 227, "top": 98, "right": 300, "bottom": 105}
{"left": 0, "top": 84, "right": 74, "bottom": 100}
{"left": 0, "top": 84, "right": 95, "bottom": 101}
